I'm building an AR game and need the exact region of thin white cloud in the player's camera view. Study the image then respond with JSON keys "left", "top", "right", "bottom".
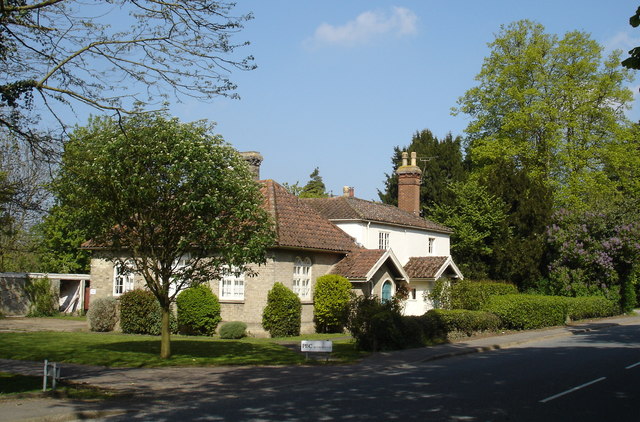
{"left": 308, "top": 7, "right": 418, "bottom": 47}
{"left": 604, "top": 31, "right": 640, "bottom": 54}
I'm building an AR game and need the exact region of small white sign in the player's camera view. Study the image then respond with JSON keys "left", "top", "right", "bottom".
{"left": 300, "top": 340, "right": 333, "bottom": 353}
{"left": 90, "top": 289, "right": 96, "bottom": 295}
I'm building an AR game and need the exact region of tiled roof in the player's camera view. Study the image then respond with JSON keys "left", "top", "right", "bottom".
{"left": 260, "top": 180, "right": 357, "bottom": 253}
{"left": 304, "top": 196, "right": 452, "bottom": 233}
{"left": 330, "top": 249, "right": 387, "bottom": 279}
{"left": 404, "top": 256, "right": 449, "bottom": 278}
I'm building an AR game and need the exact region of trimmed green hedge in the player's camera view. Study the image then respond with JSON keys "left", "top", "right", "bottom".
{"left": 482, "top": 294, "right": 618, "bottom": 330}
{"left": 176, "top": 285, "right": 221, "bottom": 336}
{"left": 423, "top": 309, "right": 502, "bottom": 339}
{"left": 119, "top": 289, "right": 177, "bottom": 335}
{"left": 87, "top": 297, "right": 118, "bottom": 332}
{"left": 262, "top": 282, "right": 301, "bottom": 337}
{"left": 450, "top": 280, "right": 518, "bottom": 310}
{"left": 219, "top": 321, "right": 248, "bottom": 339}
{"left": 565, "top": 296, "right": 618, "bottom": 321}
{"left": 313, "top": 274, "right": 353, "bottom": 333}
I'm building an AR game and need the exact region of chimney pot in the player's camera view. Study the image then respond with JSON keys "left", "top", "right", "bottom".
{"left": 402, "top": 151, "right": 408, "bottom": 167}
{"left": 240, "top": 151, "right": 263, "bottom": 181}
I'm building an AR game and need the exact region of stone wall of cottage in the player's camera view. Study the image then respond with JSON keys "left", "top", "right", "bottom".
{"left": 89, "top": 249, "right": 344, "bottom": 337}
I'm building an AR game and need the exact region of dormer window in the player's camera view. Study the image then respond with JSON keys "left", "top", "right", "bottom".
{"left": 378, "top": 231, "right": 390, "bottom": 250}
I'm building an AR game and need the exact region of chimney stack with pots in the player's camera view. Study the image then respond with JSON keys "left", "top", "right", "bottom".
{"left": 343, "top": 186, "right": 355, "bottom": 198}
{"left": 396, "top": 151, "right": 422, "bottom": 216}
{"left": 240, "top": 151, "right": 263, "bottom": 181}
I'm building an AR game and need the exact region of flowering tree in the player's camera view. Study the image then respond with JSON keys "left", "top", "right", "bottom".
{"left": 51, "top": 113, "right": 274, "bottom": 358}
{"left": 546, "top": 210, "right": 640, "bottom": 312}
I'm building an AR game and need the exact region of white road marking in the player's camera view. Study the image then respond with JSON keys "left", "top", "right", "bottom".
{"left": 539, "top": 377, "right": 607, "bottom": 403}
{"left": 625, "top": 362, "right": 640, "bottom": 370}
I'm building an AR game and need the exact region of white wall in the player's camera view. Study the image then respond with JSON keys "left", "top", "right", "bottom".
{"left": 333, "top": 221, "right": 450, "bottom": 265}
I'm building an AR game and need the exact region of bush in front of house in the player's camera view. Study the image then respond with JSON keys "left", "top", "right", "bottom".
{"left": 87, "top": 297, "right": 119, "bottom": 332}
{"left": 482, "top": 294, "right": 569, "bottom": 330}
{"left": 313, "top": 274, "right": 353, "bottom": 333}
{"left": 25, "top": 276, "right": 59, "bottom": 317}
{"left": 119, "top": 289, "right": 178, "bottom": 335}
{"left": 262, "top": 282, "right": 301, "bottom": 337}
{"left": 422, "top": 309, "right": 502, "bottom": 340}
{"left": 219, "top": 321, "right": 248, "bottom": 339}
{"left": 347, "top": 295, "right": 413, "bottom": 351}
{"left": 176, "top": 284, "right": 221, "bottom": 336}
{"left": 450, "top": 280, "right": 518, "bottom": 311}
{"left": 565, "top": 296, "right": 618, "bottom": 321}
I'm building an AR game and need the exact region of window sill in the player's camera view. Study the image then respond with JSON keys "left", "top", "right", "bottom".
{"left": 219, "top": 299, "right": 245, "bottom": 304}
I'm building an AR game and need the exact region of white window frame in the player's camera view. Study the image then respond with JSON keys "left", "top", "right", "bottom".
{"left": 293, "top": 257, "right": 312, "bottom": 300}
{"left": 378, "top": 231, "right": 390, "bottom": 250}
{"left": 113, "top": 261, "right": 134, "bottom": 296}
{"left": 220, "top": 267, "right": 245, "bottom": 300}
{"left": 428, "top": 237, "right": 435, "bottom": 254}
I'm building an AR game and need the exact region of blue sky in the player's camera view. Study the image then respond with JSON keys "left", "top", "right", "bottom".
{"left": 170, "top": 1, "right": 640, "bottom": 201}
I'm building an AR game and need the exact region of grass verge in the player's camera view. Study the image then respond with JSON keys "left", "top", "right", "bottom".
{"left": 0, "top": 332, "right": 363, "bottom": 367}
{"left": 0, "top": 372, "right": 120, "bottom": 399}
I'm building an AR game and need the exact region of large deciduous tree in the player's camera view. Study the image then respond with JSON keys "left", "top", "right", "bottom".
{"left": 1, "top": 1, "right": 255, "bottom": 155}
{"left": 454, "top": 20, "right": 635, "bottom": 212}
{"left": 52, "top": 113, "right": 274, "bottom": 358}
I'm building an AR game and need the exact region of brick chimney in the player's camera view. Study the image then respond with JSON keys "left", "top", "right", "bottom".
{"left": 240, "top": 151, "right": 263, "bottom": 180}
{"left": 342, "top": 186, "right": 355, "bottom": 198}
{"left": 396, "top": 151, "right": 422, "bottom": 215}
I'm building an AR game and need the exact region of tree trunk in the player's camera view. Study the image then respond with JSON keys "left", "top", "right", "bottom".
{"left": 160, "top": 306, "right": 172, "bottom": 359}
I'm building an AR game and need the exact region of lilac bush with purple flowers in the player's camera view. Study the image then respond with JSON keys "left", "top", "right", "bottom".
{"left": 546, "top": 209, "right": 640, "bottom": 312}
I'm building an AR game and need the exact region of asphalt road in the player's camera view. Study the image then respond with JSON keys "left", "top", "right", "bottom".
{"left": 92, "top": 322, "right": 640, "bottom": 421}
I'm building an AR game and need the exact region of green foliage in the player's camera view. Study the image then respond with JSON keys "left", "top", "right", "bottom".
{"left": 449, "top": 280, "right": 519, "bottom": 311}
{"left": 119, "top": 289, "right": 178, "bottom": 335}
{"left": 262, "top": 283, "right": 301, "bottom": 337}
{"left": 565, "top": 297, "right": 618, "bottom": 321}
{"left": 427, "top": 179, "right": 509, "bottom": 279}
{"left": 346, "top": 295, "right": 419, "bottom": 351}
{"left": 176, "top": 285, "right": 222, "bottom": 336}
{"left": 378, "top": 130, "right": 468, "bottom": 209}
{"left": 299, "top": 167, "right": 328, "bottom": 198}
{"left": 313, "top": 274, "right": 353, "bottom": 333}
{"left": 52, "top": 113, "right": 274, "bottom": 357}
{"left": 423, "top": 309, "right": 502, "bottom": 340}
{"left": 38, "top": 205, "right": 92, "bottom": 273}
{"left": 482, "top": 294, "right": 568, "bottom": 330}
{"left": 219, "top": 321, "right": 248, "bottom": 339}
{"left": 87, "top": 297, "right": 118, "bottom": 332}
{"left": 427, "top": 278, "right": 452, "bottom": 309}
{"left": 455, "top": 20, "right": 634, "bottom": 213}
{"left": 25, "top": 277, "right": 58, "bottom": 317}
{"left": 621, "top": 7, "right": 640, "bottom": 69}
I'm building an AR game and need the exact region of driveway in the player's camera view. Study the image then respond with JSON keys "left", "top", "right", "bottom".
{"left": 0, "top": 317, "right": 88, "bottom": 332}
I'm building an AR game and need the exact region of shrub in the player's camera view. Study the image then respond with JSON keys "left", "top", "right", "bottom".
{"left": 423, "top": 309, "right": 502, "bottom": 340}
{"left": 347, "top": 295, "right": 408, "bottom": 351}
{"left": 120, "top": 289, "right": 177, "bottom": 335}
{"left": 262, "top": 282, "right": 301, "bottom": 337}
{"left": 565, "top": 296, "right": 618, "bottom": 321}
{"left": 176, "top": 285, "right": 221, "bottom": 336}
{"left": 313, "top": 274, "right": 353, "bottom": 333}
{"left": 450, "top": 280, "right": 518, "bottom": 310}
{"left": 427, "top": 278, "right": 452, "bottom": 309}
{"left": 87, "top": 297, "right": 119, "bottom": 332}
{"left": 219, "top": 321, "right": 248, "bottom": 339}
{"left": 25, "top": 277, "right": 59, "bottom": 317}
{"left": 482, "top": 294, "right": 568, "bottom": 330}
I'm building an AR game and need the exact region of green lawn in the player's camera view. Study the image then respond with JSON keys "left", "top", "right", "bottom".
{"left": 0, "top": 372, "right": 121, "bottom": 398}
{"left": 0, "top": 332, "right": 363, "bottom": 367}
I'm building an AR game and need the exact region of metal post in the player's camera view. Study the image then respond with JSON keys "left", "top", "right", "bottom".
{"left": 52, "top": 363, "right": 57, "bottom": 390}
{"left": 42, "top": 360, "right": 48, "bottom": 392}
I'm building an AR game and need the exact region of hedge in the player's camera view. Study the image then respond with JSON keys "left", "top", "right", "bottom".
{"left": 262, "top": 282, "right": 301, "bottom": 337}
{"left": 483, "top": 294, "right": 620, "bottom": 330}
{"left": 119, "top": 289, "right": 177, "bottom": 335}
{"left": 219, "top": 321, "right": 248, "bottom": 339}
{"left": 450, "top": 280, "right": 518, "bottom": 310}
{"left": 423, "top": 309, "right": 502, "bottom": 340}
{"left": 313, "top": 274, "right": 353, "bottom": 333}
{"left": 176, "top": 285, "right": 221, "bottom": 336}
{"left": 87, "top": 297, "right": 118, "bottom": 332}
